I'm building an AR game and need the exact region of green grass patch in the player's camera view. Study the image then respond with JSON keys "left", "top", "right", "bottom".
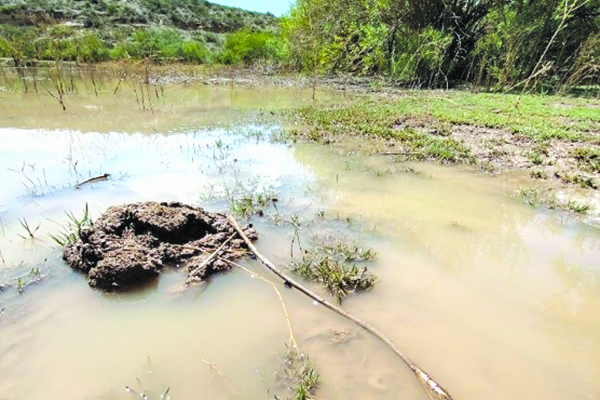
{"left": 290, "top": 254, "right": 376, "bottom": 303}
{"left": 285, "top": 90, "right": 600, "bottom": 166}
{"left": 572, "top": 147, "right": 600, "bottom": 173}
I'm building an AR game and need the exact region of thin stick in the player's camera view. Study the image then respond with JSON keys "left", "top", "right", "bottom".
{"left": 228, "top": 215, "right": 454, "bottom": 400}
{"left": 185, "top": 233, "right": 236, "bottom": 284}
{"left": 201, "top": 359, "right": 237, "bottom": 396}
{"left": 182, "top": 245, "right": 300, "bottom": 354}
{"left": 74, "top": 173, "right": 110, "bottom": 189}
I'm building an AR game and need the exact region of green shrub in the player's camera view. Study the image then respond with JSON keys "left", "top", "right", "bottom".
{"left": 178, "top": 41, "right": 210, "bottom": 63}
{"left": 389, "top": 27, "right": 453, "bottom": 87}
{"left": 219, "top": 29, "right": 284, "bottom": 65}
{"left": 77, "top": 34, "right": 109, "bottom": 63}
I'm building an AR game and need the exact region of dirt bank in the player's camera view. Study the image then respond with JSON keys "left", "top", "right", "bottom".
{"left": 63, "top": 202, "right": 257, "bottom": 291}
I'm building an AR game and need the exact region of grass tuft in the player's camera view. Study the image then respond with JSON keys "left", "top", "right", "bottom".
{"left": 290, "top": 255, "right": 376, "bottom": 303}
{"left": 49, "top": 203, "right": 93, "bottom": 246}
{"left": 274, "top": 347, "right": 319, "bottom": 400}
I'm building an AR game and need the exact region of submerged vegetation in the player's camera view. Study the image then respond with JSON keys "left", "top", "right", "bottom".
{"left": 290, "top": 239, "right": 378, "bottom": 302}
{"left": 291, "top": 256, "right": 377, "bottom": 302}
{"left": 273, "top": 348, "right": 320, "bottom": 400}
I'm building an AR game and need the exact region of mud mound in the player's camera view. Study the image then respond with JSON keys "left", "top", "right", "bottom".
{"left": 63, "top": 202, "right": 257, "bottom": 291}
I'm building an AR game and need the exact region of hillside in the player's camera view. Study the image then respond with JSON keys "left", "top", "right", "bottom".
{"left": 0, "top": 0, "right": 278, "bottom": 33}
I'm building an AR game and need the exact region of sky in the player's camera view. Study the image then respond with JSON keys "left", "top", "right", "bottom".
{"left": 209, "top": 0, "right": 293, "bottom": 16}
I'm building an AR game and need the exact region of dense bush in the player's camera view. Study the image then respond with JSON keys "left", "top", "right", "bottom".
{"left": 219, "top": 29, "right": 284, "bottom": 64}
{"left": 283, "top": 0, "right": 600, "bottom": 90}
{"left": 109, "top": 29, "right": 210, "bottom": 62}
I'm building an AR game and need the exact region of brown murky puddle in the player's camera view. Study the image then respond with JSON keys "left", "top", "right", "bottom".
{"left": 1, "top": 69, "right": 599, "bottom": 400}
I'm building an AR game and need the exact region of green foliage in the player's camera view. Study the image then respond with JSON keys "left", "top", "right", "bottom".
{"left": 0, "top": 0, "right": 278, "bottom": 64}
{"left": 290, "top": 254, "right": 377, "bottom": 302}
{"left": 219, "top": 29, "right": 284, "bottom": 65}
{"left": 572, "top": 147, "right": 600, "bottom": 173}
{"left": 284, "top": 0, "right": 600, "bottom": 89}
{"left": 178, "top": 41, "right": 210, "bottom": 63}
{"left": 389, "top": 28, "right": 453, "bottom": 87}
{"left": 49, "top": 204, "right": 93, "bottom": 247}
{"left": 106, "top": 28, "right": 211, "bottom": 62}
{"left": 77, "top": 34, "right": 110, "bottom": 62}
{"left": 275, "top": 348, "right": 319, "bottom": 400}
{"left": 313, "top": 240, "right": 377, "bottom": 262}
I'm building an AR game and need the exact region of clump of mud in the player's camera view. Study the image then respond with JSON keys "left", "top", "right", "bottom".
{"left": 63, "top": 202, "right": 257, "bottom": 291}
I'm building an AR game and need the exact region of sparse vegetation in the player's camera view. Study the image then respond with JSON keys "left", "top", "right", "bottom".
{"left": 565, "top": 199, "right": 592, "bottom": 214}
{"left": 2, "top": 267, "right": 46, "bottom": 295}
{"left": 313, "top": 239, "right": 377, "bottom": 262}
{"left": 273, "top": 347, "right": 320, "bottom": 400}
{"left": 18, "top": 218, "right": 40, "bottom": 239}
{"left": 572, "top": 147, "right": 600, "bottom": 173}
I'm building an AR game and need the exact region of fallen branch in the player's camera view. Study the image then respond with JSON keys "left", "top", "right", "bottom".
{"left": 74, "top": 173, "right": 111, "bottom": 189}
{"left": 181, "top": 244, "right": 301, "bottom": 354}
{"left": 228, "top": 215, "right": 454, "bottom": 400}
{"left": 185, "top": 233, "right": 236, "bottom": 285}
{"left": 201, "top": 358, "right": 237, "bottom": 396}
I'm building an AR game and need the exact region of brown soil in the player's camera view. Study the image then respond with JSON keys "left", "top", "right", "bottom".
{"left": 63, "top": 201, "right": 257, "bottom": 291}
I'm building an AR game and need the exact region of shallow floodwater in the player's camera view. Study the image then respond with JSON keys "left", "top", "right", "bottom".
{"left": 1, "top": 70, "right": 599, "bottom": 400}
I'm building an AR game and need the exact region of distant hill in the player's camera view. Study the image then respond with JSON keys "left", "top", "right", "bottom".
{"left": 0, "top": 0, "right": 278, "bottom": 33}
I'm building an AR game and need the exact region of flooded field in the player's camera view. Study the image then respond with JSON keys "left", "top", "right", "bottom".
{"left": 1, "top": 68, "right": 599, "bottom": 400}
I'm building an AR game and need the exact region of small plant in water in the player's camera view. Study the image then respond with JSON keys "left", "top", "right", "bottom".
{"left": 314, "top": 240, "right": 377, "bottom": 262}
{"left": 14, "top": 268, "right": 44, "bottom": 294}
{"left": 18, "top": 218, "right": 40, "bottom": 239}
{"left": 225, "top": 186, "right": 277, "bottom": 218}
{"left": 273, "top": 347, "right": 319, "bottom": 400}
{"left": 49, "top": 203, "right": 93, "bottom": 246}
{"left": 290, "top": 255, "right": 376, "bottom": 303}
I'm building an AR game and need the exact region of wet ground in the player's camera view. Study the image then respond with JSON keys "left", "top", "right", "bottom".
{"left": 1, "top": 69, "right": 599, "bottom": 400}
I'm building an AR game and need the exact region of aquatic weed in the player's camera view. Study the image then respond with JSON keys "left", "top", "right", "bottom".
{"left": 274, "top": 347, "right": 319, "bottom": 400}
{"left": 225, "top": 186, "right": 278, "bottom": 218}
{"left": 290, "top": 255, "right": 376, "bottom": 303}
{"left": 314, "top": 240, "right": 377, "bottom": 262}
{"left": 572, "top": 147, "right": 600, "bottom": 173}
{"left": 518, "top": 187, "right": 543, "bottom": 207}
{"left": 12, "top": 267, "right": 45, "bottom": 295}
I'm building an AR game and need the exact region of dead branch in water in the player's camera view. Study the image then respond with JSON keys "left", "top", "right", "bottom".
{"left": 201, "top": 359, "right": 237, "bottom": 396}
{"left": 185, "top": 233, "right": 236, "bottom": 285}
{"left": 181, "top": 244, "right": 300, "bottom": 353}
{"left": 41, "top": 83, "right": 66, "bottom": 112}
{"left": 74, "top": 173, "right": 110, "bottom": 189}
{"left": 228, "top": 215, "right": 455, "bottom": 400}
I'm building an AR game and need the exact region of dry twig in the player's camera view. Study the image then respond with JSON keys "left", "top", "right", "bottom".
{"left": 185, "top": 233, "right": 236, "bottom": 285}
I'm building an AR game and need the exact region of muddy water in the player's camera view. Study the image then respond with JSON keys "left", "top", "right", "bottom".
{"left": 1, "top": 71, "right": 600, "bottom": 400}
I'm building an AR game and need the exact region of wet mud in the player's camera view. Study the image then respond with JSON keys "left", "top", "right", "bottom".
{"left": 63, "top": 202, "right": 257, "bottom": 291}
